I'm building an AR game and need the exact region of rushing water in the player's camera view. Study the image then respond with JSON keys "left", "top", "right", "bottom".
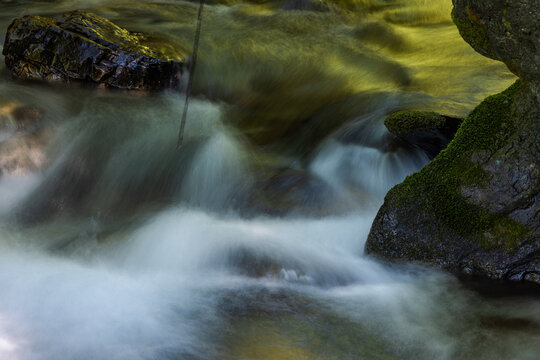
{"left": 0, "top": 1, "right": 539, "bottom": 359}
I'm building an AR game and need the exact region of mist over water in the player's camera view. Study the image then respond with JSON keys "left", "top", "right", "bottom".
{"left": 0, "top": 0, "right": 539, "bottom": 359}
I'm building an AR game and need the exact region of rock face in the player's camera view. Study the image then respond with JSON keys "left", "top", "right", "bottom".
{"left": 2, "top": 11, "right": 184, "bottom": 90}
{"left": 452, "top": 0, "right": 540, "bottom": 88}
{"left": 366, "top": 0, "right": 540, "bottom": 285}
{"left": 384, "top": 110, "right": 462, "bottom": 159}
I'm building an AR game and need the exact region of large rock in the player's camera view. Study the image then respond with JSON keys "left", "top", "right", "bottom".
{"left": 452, "top": 0, "right": 540, "bottom": 89}
{"left": 366, "top": 0, "right": 540, "bottom": 286}
{"left": 2, "top": 10, "right": 184, "bottom": 90}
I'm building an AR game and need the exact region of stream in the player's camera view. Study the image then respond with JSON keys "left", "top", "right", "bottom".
{"left": 0, "top": 1, "right": 539, "bottom": 359}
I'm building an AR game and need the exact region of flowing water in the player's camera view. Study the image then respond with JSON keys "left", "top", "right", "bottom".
{"left": 0, "top": 1, "right": 539, "bottom": 359}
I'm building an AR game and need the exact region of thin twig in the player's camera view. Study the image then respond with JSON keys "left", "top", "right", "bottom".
{"left": 177, "top": 0, "right": 205, "bottom": 149}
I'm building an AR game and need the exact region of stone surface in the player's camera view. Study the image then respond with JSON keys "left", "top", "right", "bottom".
{"left": 367, "top": 81, "right": 540, "bottom": 284}
{"left": 2, "top": 10, "right": 184, "bottom": 90}
{"left": 384, "top": 110, "right": 462, "bottom": 159}
{"left": 366, "top": 0, "right": 540, "bottom": 286}
{"left": 452, "top": 0, "right": 540, "bottom": 89}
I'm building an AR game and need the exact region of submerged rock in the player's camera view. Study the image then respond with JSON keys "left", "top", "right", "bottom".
{"left": 352, "top": 22, "right": 409, "bottom": 52}
{"left": 2, "top": 10, "right": 184, "bottom": 90}
{"left": 366, "top": 0, "right": 540, "bottom": 286}
{"left": 248, "top": 167, "right": 341, "bottom": 217}
{"left": 384, "top": 110, "right": 462, "bottom": 159}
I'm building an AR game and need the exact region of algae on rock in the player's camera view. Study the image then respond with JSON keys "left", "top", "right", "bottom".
{"left": 384, "top": 110, "right": 462, "bottom": 159}
{"left": 366, "top": 0, "right": 540, "bottom": 285}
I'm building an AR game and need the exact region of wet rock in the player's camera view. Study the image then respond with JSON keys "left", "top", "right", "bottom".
{"left": 2, "top": 10, "right": 184, "bottom": 90}
{"left": 366, "top": 0, "right": 540, "bottom": 286}
{"left": 248, "top": 167, "right": 341, "bottom": 217}
{"left": 367, "top": 81, "right": 540, "bottom": 286}
{"left": 227, "top": 246, "right": 284, "bottom": 278}
{"left": 0, "top": 49, "right": 6, "bottom": 76}
{"left": 452, "top": 0, "right": 540, "bottom": 89}
{"left": 384, "top": 110, "right": 462, "bottom": 159}
{"left": 371, "top": 84, "right": 540, "bottom": 285}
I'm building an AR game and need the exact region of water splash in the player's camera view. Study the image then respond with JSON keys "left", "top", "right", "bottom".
{"left": 180, "top": 131, "right": 251, "bottom": 210}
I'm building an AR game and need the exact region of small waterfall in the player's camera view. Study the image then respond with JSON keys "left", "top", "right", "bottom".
{"left": 311, "top": 141, "right": 428, "bottom": 200}
{"left": 180, "top": 131, "right": 251, "bottom": 210}
{"left": 310, "top": 107, "right": 429, "bottom": 205}
{"left": 0, "top": 1, "right": 537, "bottom": 360}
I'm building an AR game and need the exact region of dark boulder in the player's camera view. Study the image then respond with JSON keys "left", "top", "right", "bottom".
{"left": 384, "top": 110, "right": 462, "bottom": 159}
{"left": 366, "top": 0, "right": 540, "bottom": 286}
{"left": 2, "top": 10, "right": 185, "bottom": 90}
{"left": 452, "top": 0, "right": 540, "bottom": 89}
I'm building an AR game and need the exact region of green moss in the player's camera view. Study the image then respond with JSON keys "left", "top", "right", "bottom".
{"left": 15, "top": 12, "right": 182, "bottom": 62}
{"left": 384, "top": 110, "right": 445, "bottom": 137}
{"left": 393, "top": 80, "right": 530, "bottom": 250}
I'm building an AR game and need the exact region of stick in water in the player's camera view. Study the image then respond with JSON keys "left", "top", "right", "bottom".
{"left": 177, "top": 0, "right": 205, "bottom": 148}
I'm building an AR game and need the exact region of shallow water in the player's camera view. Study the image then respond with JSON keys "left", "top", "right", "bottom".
{"left": 0, "top": 1, "right": 538, "bottom": 359}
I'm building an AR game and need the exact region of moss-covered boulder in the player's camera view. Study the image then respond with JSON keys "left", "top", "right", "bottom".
{"left": 452, "top": 0, "right": 540, "bottom": 89}
{"left": 384, "top": 110, "right": 462, "bottom": 159}
{"left": 2, "top": 11, "right": 185, "bottom": 90}
{"left": 366, "top": 0, "right": 540, "bottom": 286}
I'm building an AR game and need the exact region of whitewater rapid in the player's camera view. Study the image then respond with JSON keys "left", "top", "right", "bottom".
{"left": 1, "top": 1, "right": 539, "bottom": 359}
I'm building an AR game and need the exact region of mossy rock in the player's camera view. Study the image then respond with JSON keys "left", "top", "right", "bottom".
{"left": 366, "top": 0, "right": 540, "bottom": 287}
{"left": 384, "top": 110, "right": 462, "bottom": 159}
{"left": 452, "top": 0, "right": 540, "bottom": 88}
{"left": 2, "top": 10, "right": 186, "bottom": 90}
{"left": 366, "top": 81, "right": 540, "bottom": 285}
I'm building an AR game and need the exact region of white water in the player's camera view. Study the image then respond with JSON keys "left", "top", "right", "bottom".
{"left": 1, "top": 1, "right": 539, "bottom": 359}
{"left": 0, "top": 208, "right": 430, "bottom": 360}
{"left": 0, "top": 92, "right": 438, "bottom": 359}
{"left": 2, "top": 203, "right": 539, "bottom": 360}
{"left": 1, "top": 109, "right": 539, "bottom": 359}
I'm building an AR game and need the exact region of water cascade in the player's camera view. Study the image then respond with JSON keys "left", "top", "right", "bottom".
{"left": 0, "top": 1, "right": 538, "bottom": 359}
